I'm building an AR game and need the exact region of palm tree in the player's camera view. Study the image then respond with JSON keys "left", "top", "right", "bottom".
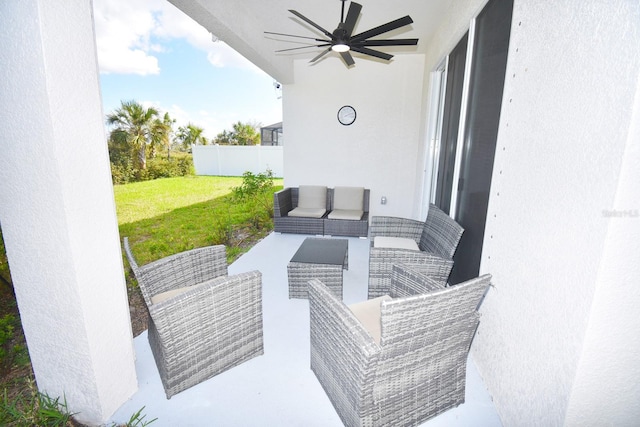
{"left": 175, "top": 123, "right": 208, "bottom": 149}
{"left": 232, "top": 121, "right": 260, "bottom": 145}
{"left": 151, "top": 112, "right": 175, "bottom": 159}
{"left": 213, "top": 130, "right": 234, "bottom": 145}
{"left": 106, "top": 100, "right": 159, "bottom": 170}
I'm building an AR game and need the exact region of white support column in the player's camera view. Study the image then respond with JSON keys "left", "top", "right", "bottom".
{"left": 0, "top": 0, "right": 137, "bottom": 424}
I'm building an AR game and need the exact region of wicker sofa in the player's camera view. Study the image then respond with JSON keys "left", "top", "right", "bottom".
{"left": 273, "top": 186, "right": 370, "bottom": 237}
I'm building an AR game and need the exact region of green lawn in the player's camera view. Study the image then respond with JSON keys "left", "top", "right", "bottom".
{"left": 0, "top": 175, "right": 283, "bottom": 284}
{"left": 114, "top": 175, "right": 245, "bottom": 224}
{"left": 116, "top": 175, "right": 283, "bottom": 265}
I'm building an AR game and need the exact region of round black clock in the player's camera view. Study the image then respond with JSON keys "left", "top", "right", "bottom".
{"left": 337, "top": 105, "right": 356, "bottom": 126}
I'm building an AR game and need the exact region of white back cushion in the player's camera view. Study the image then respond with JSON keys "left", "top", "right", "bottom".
{"left": 333, "top": 186, "right": 364, "bottom": 211}
{"left": 348, "top": 295, "right": 392, "bottom": 344}
{"left": 298, "top": 185, "right": 327, "bottom": 209}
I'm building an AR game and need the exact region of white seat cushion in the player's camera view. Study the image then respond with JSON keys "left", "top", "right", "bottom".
{"left": 151, "top": 285, "right": 195, "bottom": 305}
{"left": 333, "top": 186, "right": 364, "bottom": 211}
{"left": 328, "top": 209, "right": 363, "bottom": 220}
{"left": 373, "top": 236, "right": 420, "bottom": 251}
{"left": 288, "top": 207, "right": 327, "bottom": 218}
{"left": 297, "top": 185, "right": 327, "bottom": 209}
{"left": 348, "top": 295, "right": 392, "bottom": 344}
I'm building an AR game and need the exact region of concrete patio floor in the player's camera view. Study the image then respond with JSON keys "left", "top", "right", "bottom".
{"left": 109, "top": 232, "right": 502, "bottom": 426}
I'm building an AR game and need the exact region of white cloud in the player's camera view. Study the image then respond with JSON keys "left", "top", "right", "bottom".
{"left": 93, "top": 0, "right": 161, "bottom": 75}
{"left": 92, "top": 0, "right": 260, "bottom": 75}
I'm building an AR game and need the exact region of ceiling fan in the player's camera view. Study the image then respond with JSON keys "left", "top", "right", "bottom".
{"left": 265, "top": 0, "right": 418, "bottom": 67}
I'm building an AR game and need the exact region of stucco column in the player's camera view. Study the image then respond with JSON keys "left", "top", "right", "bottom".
{"left": 0, "top": 0, "right": 137, "bottom": 424}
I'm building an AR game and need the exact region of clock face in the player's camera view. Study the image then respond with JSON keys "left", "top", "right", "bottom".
{"left": 337, "top": 105, "right": 356, "bottom": 126}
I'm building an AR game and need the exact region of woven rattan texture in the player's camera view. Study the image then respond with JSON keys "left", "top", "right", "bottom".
{"left": 309, "top": 266, "right": 491, "bottom": 427}
{"left": 274, "top": 187, "right": 370, "bottom": 237}
{"left": 419, "top": 204, "right": 464, "bottom": 258}
{"left": 274, "top": 187, "right": 328, "bottom": 235}
{"left": 367, "top": 204, "right": 462, "bottom": 299}
{"left": 288, "top": 262, "right": 344, "bottom": 299}
{"left": 124, "top": 238, "right": 264, "bottom": 398}
{"left": 324, "top": 188, "right": 370, "bottom": 237}
{"left": 124, "top": 237, "right": 228, "bottom": 307}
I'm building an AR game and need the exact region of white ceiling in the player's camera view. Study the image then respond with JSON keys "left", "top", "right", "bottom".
{"left": 168, "top": 0, "right": 452, "bottom": 83}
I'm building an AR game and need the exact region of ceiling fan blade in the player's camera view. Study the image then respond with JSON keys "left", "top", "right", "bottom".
{"left": 289, "top": 9, "right": 334, "bottom": 39}
{"left": 343, "top": 2, "right": 362, "bottom": 36}
{"left": 340, "top": 51, "right": 355, "bottom": 66}
{"left": 350, "top": 46, "right": 393, "bottom": 61}
{"left": 264, "top": 31, "right": 329, "bottom": 42}
{"left": 310, "top": 47, "right": 333, "bottom": 63}
{"left": 351, "top": 15, "right": 413, "bottom": 42}
{"left": 356, "top": 38, "right": 419, "bottom": 47}
{"left": 276, "top": 44, "right": 332, "bottom": 53}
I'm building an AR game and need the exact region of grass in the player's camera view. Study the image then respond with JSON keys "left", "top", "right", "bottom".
{"left": 0, "top": 174, "right": 283, "bottom": 425}
{"left": 113, "top": 176, "right": 244, "bottom": 224}
{"left": 116, "top": 175, "right": 282, "bottom": 264}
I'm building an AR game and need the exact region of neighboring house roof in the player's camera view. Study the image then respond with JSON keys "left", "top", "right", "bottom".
{"left": 261, "top": 122, "right": 282, "bottom": 130}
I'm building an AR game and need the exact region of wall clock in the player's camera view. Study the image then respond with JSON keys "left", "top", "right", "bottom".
{"left": 337, "top": 105, "right": 356, "bottom": 126}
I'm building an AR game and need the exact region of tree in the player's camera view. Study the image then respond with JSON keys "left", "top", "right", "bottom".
{"left": 151, "top": 112, "right": 175, "bottom": 159}
{"left": 232, "top": 121, "right": 260, "bottom": 145}
{"left": 175, "top": 123, "right": 208, "bottom": 149}
{"left": 213, "top": 130, "right": 234, "bottom": 145}
{"left": 213, "top": 121, "right": 261, "bottom": 145}
{"left": 106, "top": 100, "right": 160, "bottom": 170}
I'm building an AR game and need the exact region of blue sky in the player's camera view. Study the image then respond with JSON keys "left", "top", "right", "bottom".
{"left": 93, "top": 0, "right": 282, "bottom": 139}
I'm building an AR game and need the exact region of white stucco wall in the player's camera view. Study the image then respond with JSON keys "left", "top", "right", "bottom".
{"left": 473, "top": 1, "right": 640, "bottom": 425}
{"left": 283, "top": 55, "right": 425, "bottom": 218}
{"left": 0, "top": 0, "right": 137, "bottom": 423}
{"left": 563, "top": 66, "right": 640, "bottom": 426}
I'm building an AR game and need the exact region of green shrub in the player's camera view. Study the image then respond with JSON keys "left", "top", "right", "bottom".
{"left": 145, "top": 156, "right": 194, "bottom": 180}
{"left": 110, "top": 163, "right": 136, "bottom": 185}
{"left": 232, "top": 170, "right": 275, "bottom": 230}
{"left": 110, "top": 153, "right": 194, "bottom": 184}
{"left": 210, "top": 214, "right": 234, "bottom": 246}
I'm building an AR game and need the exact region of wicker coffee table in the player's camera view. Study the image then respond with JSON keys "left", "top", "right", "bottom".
{"left": 287, "top": 238, "right": 348, "bottom": 299}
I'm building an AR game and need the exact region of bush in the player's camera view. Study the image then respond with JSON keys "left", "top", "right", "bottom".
{"left": 210, "top": 214, "right": 234, "bottom": 246}
{"left": 110, "top": 154, "right": 194, "bottom": 185}
{"left": 232, "top": 170, "right": 275, "bottom": 230}
{"left": 145, "top": 155, "right": 194, "bottom": 179}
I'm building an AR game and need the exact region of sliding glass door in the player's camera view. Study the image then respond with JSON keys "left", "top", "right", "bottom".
{"left": 428, "top": 0, "right": 514, "bottom": 284}
{"left": 434, "top": 33, "right": 468, "bottom": 215}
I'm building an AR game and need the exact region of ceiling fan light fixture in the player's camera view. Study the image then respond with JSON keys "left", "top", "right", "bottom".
{"left": 270, "top": 2, "right": 418, "bottom": 68}
{"left": 332, "top": 43, "right": 350, "bottom": 53}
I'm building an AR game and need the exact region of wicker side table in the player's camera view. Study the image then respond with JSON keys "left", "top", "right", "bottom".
{"left": 287, "top": 238, "right": 348, "bottom": 299}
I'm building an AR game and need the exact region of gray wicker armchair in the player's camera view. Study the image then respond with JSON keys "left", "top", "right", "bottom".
{"left": 123, "top": 237, "right": 264, "bottom": 399}
{"left": 368, "top": 203, "right": 463, "bottom": 298}
{"left": 309, "top": 264, "right": 491, "bottom": 427}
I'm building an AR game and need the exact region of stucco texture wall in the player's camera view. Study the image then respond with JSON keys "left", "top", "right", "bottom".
{"left": 474, "top": 1, "right": 640, "bottom": 425}
{"left": 283, "top": 55, "right": 425, "bottom": 218}
{"left": 0, "top": 0, "right": 137, "bottom": 423}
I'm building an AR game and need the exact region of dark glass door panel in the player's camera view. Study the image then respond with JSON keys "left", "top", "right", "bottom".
{"left": 450, "top": 0, "right": 514, "bottom": 284}
{"left": 435, "top": 33, "right": 468, "bottom": 214}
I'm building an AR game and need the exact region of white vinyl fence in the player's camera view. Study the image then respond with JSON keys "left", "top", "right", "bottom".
{"left": 192, "top": 145, "right": 283, "bottom": 177}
